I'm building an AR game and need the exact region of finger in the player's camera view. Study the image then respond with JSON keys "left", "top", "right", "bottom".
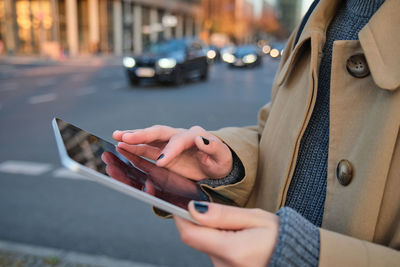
{"left": 194, "top": 136, "right": 232, "bottom": 170}
{"left": 120, "top": 125, "right": 181, "bottom": 145}
{"left": 113, "top": 130, "right": 135, "bottom": 141}
{"left": 188, "top": 201, "right": 274, "bottom": 230}
{"left": 173, "top": 215, "right": 226, "bottom": 255}
{"left": 117, "top": 142, "right": 161, "bottom": 161}
{"left": 156, "top": 131, "right": 197, "bottom": 167}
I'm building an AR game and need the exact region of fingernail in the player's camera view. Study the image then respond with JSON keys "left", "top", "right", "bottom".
{"left": 193, "top": 201, "right": 208, "bottom": 213}
{"left": 143, "top": 185, "right": 146, "bottom": 192}
{"left": 157, "top": 154, "right": 165, "bottom": 160}
{"left": 201, "top": 136, "right": 210, "bottom": 145}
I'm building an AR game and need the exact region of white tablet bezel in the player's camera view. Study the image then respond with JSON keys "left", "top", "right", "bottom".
{"left": 52, "top": 118, "right": 197, "bottom": 224}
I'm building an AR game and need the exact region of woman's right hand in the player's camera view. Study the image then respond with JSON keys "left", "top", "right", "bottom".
{"left": 113, "top": 125, "right": 233, "bottom": 181}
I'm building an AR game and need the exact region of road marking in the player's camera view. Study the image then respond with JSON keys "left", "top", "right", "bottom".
{"left": 28, "top": 93, "right": 57, "bottom": 104}
{"left": 76, "top": 86, "right": 96, "bottom": 96}
{"left": 53, "top": 168, "right": 88, "bottom": 180}
{"left": 0, "top": 160, "right": 52, "bottom": 176}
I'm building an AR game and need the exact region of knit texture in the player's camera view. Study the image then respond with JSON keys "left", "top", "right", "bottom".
{"left": 273, "top": 0, "right": 384, "bottom": 266}
{"left": 198, "top": 0, "right": 384, "bottom": 266}
{"left": 269, "top": 207, "right": 320, "bottom": 267}
{"left": 199, "top": 149, "right": 244, "bottom": 187}
{"left": 285, "top": 0, "right": 384, "bottom": 227}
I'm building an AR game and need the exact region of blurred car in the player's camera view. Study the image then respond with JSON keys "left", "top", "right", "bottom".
{"left": 123, "top": 39, "right": 208, "bottom": 86}
{"left": 268, "top": 42, "right": 287, "bottom": 60}
{"left": 205, "top": 45, "right": 221, "bottom": 63}
{"left": 222, "top": 45, "right": 262, "bottom": 68}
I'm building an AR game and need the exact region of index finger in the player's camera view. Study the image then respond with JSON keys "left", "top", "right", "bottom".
{"left": 114, "top": 125, "right": 181, "bottom": 144}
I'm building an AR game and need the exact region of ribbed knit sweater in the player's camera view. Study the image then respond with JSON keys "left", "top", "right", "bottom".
{"left": 201, "top": 0, "right": 385, "bottom": 266}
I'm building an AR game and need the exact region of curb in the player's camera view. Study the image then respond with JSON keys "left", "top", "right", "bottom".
{"left": 0, "top": 240, "right": 163, "bottom": 267}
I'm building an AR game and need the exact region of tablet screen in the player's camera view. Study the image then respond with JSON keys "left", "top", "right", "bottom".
{"left": 55, "top": 118, "right": 204, "bottom": 210}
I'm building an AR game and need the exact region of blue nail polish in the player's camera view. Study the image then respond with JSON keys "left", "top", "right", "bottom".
{"left": 193, "top": 201, "right": 208, "bottom": 213}
{"left": 157, "top": 154, "right": 165, "bottom": 160}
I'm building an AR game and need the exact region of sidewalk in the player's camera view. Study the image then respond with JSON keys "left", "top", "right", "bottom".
{"left": 0, "top": 240, "right": 162, "bottom": 267}
{"left": 0, "top": 55, "right": 123, "bottom": 67}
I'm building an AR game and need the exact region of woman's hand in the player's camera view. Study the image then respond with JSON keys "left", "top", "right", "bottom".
{"left": 113, "top": 125, "right": 233, "bottom": 180}
{"left": 174, "top": 202, "right": 279, "bottom": 267}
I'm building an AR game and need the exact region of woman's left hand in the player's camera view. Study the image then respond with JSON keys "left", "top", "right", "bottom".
{"left": 174, "top": 202, "right": 279, "bottom": 267}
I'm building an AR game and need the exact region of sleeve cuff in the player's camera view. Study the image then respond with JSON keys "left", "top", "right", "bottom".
{"left": 269, "top": 207, "right": 320, "bottom": 267}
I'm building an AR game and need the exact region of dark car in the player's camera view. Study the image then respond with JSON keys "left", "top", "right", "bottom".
{"left": 205, "top": 45, "right": 221, "bottom": 63}
{"left": 222, "top": 45, "right": 262, "bottom": 68}
{"left": 268, "top": 41, "right": 286, "bottom": 60}
{"left": 123, "top": 39, "right": 209, "bottom": 86}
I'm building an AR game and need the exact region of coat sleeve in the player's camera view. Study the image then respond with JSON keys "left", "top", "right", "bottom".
{"left": 199, "top": 26, "right": 300, "bottom": 207}
{"left": 319, "top": 228, "right": 400, "bottom": 266}
{"left": 199, "top": 104, "right": 270, "bottom": 207}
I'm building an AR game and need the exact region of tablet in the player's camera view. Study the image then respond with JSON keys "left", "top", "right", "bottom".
{"left": 52, "top": 118, "right": 204, "bottom": 223}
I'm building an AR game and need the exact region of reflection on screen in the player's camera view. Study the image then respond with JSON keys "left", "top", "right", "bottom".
{"left": 56, "top": 118, "right": 203, "bottom": 210}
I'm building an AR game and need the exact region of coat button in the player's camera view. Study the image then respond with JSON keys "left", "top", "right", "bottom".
{"left": 336, "top": 160, "right": 353, "bottom": 186}
{"left": 346, "top": 54, "right": 370, "bottom": 78}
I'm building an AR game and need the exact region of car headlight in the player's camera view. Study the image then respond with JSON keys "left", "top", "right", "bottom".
{"left": 270, "top": 49, "right": 280, "bottom": 58}
{"left": 207, "top": 50, "right": 217, "bottom": 59}
{"left": 222, "top": 53, "right": 235, "bottom": 63}
{"left": 262, "top": 45, "right": 271, "bottom": 54}
{"left": 123, "top": 57, "right": 136, "bottom": 68}
{"left": 242, "top": 54, "right": 257, "bottom": 64}
{"left": 158, "top": 58, "right": 177, "bottom": 69}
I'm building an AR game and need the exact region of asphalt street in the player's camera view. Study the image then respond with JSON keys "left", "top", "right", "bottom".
{"left": 0, "top": 57, "right": 279, "bottom": 267}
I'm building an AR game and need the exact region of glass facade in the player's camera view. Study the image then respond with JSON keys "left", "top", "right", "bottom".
{"left": 15, "top": 0, "right": 54, "bottom": 54}
{"left": 0, "top": 0, "right": 200, "bottom": 56}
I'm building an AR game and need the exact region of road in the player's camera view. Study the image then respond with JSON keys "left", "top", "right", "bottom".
{"left": 0, "top": 57, "right": 279, "bottom": 266}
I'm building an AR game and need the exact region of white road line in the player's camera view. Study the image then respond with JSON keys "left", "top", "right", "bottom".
{"left": 76, "top": 86, "right": 96, "bottom": 96}
{"left": 28, "top": 93, "right": 57, "bottom": 104}
{"left": 0, "top": 160, "right": 52, "bottom": 176}
{"left": 52, "top": 168, "right": 88, "bottom": 180}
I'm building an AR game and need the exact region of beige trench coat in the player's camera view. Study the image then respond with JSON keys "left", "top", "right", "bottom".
{"left": 202, "top": 0, "right": 400, "bottom": 265}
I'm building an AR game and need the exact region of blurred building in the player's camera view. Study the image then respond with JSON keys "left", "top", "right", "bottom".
{"left": 255, "top": 1, "right": 281, "bottom": 38}
{"left": 276, "top": 0, "right": 306, "bottom": 34}
{"left": 0, "top": 0, "right": 201, "bottom": 57}
{"left": 201, "top": 0, "right": 255, "bottom": 45}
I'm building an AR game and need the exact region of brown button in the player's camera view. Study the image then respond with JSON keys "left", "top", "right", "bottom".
{"left": 336, "top": 160, "right": 353, "bottom": 186}
{"left": 346, "top": 54, "right": 370, "bottom": 78}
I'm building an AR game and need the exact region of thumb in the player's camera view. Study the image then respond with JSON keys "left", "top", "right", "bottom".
{"left": 188, "top": 201, "right": 272, "bottom": 230}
